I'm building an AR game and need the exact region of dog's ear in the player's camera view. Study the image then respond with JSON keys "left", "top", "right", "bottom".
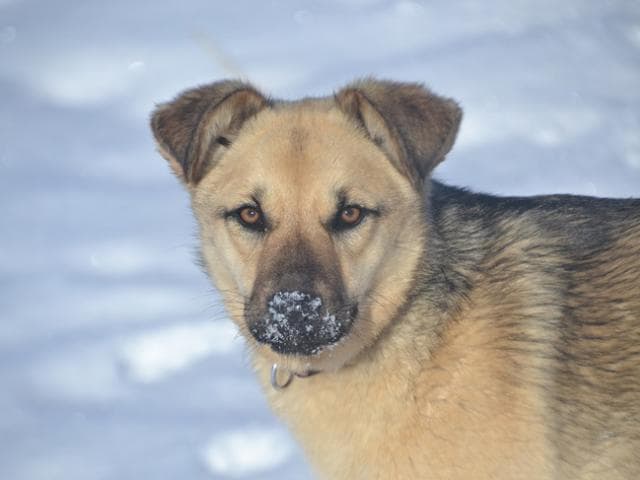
{"left": 150, "top": 80, "right": 269, "bottom": 185}
{"left": 335, "top": 79, "right": 462, "bottom": 186}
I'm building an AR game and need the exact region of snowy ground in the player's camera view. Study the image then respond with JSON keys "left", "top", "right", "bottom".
{"left": 1, "top": 1, "right": 639, "bottom": 478}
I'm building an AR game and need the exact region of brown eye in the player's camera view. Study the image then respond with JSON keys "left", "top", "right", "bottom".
{"left": 233, "top": 205, "right": 267, "bottom": 232}
{"left": 239, "top": 206, "right": 260, "bottom": 225}
{"left": 332, "top": 204, "right": 368, "bottom": 231}
{"left": 340, "top": 206, "right": 362, "bottom": 225}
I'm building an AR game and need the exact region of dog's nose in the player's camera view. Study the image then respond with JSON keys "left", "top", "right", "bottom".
{"left": 249, "top": 290, "right": 348, "bottom": 355}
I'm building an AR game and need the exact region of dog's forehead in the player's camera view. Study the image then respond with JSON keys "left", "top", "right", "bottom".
{"left": 241, "top": 104, "right": 368, "bottom": 170}
{"left": 207, "top": 104, "right": 406, "bottom": 204}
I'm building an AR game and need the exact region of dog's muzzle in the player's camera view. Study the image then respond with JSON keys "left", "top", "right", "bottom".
{"left": 249, "top": 290, "right": 353, "bottom": 355}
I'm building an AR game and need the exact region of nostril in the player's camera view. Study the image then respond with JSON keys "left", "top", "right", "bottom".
{"left": 349, "top": 304, "right": 359, "bottom": 320}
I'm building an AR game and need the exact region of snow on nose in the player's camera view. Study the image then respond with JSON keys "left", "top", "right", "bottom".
{"left": 250, "top": 290, "right": 345, "bottom": 355}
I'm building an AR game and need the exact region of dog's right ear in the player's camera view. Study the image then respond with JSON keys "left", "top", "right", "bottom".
{"left": 150, "top": 80, "right": 269, "bottom": 185}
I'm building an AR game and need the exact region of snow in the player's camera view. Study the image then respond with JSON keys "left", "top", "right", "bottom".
{"left": 260, "top": 291, "right": 341, "bottom": 352}
{"left": 201, "top": 427, "right": 295, "bottom": 478}
{"left": 1, "top": 0, "right": 638, "bottom": 479}
{"left": 119, "top": 321, "right": 239, "bottom": 384}
{"left": 268, "top": 291, "right": 333, "bottom": 328}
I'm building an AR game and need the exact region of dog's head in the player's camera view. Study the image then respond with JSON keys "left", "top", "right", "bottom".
{"left": 151, "top": 79, "right": 461, "bottom": 372}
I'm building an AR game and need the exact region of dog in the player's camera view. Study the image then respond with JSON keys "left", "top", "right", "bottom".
{"left": 151, "top": 79, "right": 640, "bottom": 479}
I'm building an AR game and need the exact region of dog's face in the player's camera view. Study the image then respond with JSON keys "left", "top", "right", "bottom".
{"left": 190, "top": 106, "right": 429, "bottom": 372}
{"left": 151, "top": 79, "right": 461, "bottom": 372}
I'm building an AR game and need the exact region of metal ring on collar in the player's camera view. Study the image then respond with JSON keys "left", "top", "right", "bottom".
{"left": 271, "top": 363, "right": 293, "bottom": 390}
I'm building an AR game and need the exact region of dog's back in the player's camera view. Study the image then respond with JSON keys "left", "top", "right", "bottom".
{"left": 431, "top": 181, "right": 640, "bottom": 477}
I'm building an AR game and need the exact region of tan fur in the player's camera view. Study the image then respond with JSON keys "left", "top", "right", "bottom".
{"left": 151, "top": 79, "right": 640, "bottom": 479}
{"left": 190, "top": 103, "right": 427, "bottom": 373}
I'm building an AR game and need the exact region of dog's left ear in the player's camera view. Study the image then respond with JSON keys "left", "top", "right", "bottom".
{"left": 335, "top": 79, "right": 462, "bottom": 186}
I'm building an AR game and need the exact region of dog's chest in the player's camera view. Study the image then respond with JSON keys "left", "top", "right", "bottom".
{"left": 259, "top": 347, "right": 552, "bottom": 479}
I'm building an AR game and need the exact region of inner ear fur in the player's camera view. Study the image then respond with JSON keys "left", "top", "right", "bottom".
{"left": 150, "top": 80, "right": 269, "bottom": 185}
{"left": 335, "top": 79, "right": 462, "bottom": 186}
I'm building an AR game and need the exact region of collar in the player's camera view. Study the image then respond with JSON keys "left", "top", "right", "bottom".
{"left": 270, "top": 363, "right": 320, "bottom": 390}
